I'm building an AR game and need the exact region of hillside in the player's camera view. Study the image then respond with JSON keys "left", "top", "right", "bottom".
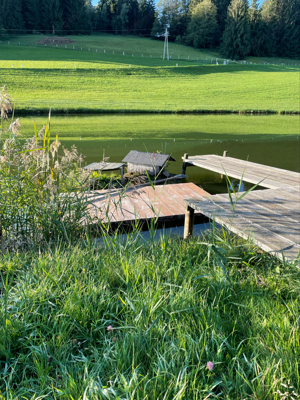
{"left": 0, "top": 34, "right": 299, "bottom": 113}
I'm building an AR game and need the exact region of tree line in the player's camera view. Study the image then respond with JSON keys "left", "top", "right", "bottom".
{"left": 0, "top": 0, "right": 299, "bottom": 59}
{"left": 152, "top": 0, "right": 300, "bottom": 59}
{"left": 0, "top": 0, "right": 155, "bottom": 35}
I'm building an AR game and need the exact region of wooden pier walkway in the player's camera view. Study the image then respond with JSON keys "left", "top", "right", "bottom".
{"left": 184, "top": 154, "right": 300, "bottom": 189}
{"left": 183, "top": 155, "right": 300, "bottom": 263}
{"left": 88, "top": 183, "right": 208, "bottom": 226}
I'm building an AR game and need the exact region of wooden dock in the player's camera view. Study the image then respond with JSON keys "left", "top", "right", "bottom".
{"left": 88, "top": 183, "right": 208, "bottom": 227}
{"left": 183, "top": 155, "right": 300, "bottom": 263}
{"left": 184, "top": 154, "right": 300, "bottom": 189}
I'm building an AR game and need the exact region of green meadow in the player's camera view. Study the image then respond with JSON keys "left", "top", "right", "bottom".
{"left": 1, "top": 233, "right": 300, "bottom": 399}
{"left": 0, "top": 34, "right": 299, "bottom": 113}
{"left": 16, "top": 114, "right": 300, "bottom": 141}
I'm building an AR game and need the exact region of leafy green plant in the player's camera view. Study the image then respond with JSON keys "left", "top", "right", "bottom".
{"left": 89, "top": 171, "right": 122, "bottom": 190}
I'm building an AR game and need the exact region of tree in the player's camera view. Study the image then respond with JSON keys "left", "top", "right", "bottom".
{"left": 120, "top": 2, "right": 129, "bottom": 32}
{"left": 61, "top": 0, "right": 92, "bottom": 34}
{"left": 221, "top": 0, "right": 251, "bottom": 59}
{"left": 151, "top": 15, "right": 165, "bottom": 38}
{"left": 261, "top": 0, "right": 300, "bottom": 58}
{"left": 40, "top": 0, "right": 63, "bottom": 33}
{"left": 186, "top": 0, "right": 219, "bottom": 48}
{"left": 135, "top": 0, "right": 155, "bottom": 35}
{"left": 95, "top": 1, "right": 111, "bottom": 31}
{"left": 1, "top": 0, "right": 24, "bottom": 33}
{"left": 153, "top": 0, "right": 188, "bottom": 40}
{"left": 23, "top": 0, "right": 41, "bottom": 32}
{"left": 248, "top": 0, "right": 266, "bottom": 56}
{"left": 211, "top": 0, "right": 231, "bottom": 37}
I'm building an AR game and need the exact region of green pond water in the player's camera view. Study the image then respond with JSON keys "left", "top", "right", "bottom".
{"left": 18, "top": 114, "right": 300, "bottom": 194}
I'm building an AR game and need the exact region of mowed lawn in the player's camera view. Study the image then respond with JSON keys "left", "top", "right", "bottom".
{"left": 0, "top": 35, "right": 299, "bottom": 113}
{"left": 16, "top": 114, "right": 300, "bottom": 141}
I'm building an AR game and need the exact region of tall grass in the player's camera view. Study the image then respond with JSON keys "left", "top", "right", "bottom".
{"left": 0, "top": 87, "right": 97, "bottom": 249}
{"left": 0, "top": 229, "right": 299, "bottom": 399}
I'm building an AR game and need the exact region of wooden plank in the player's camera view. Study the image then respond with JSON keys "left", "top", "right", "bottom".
{"left": 184, "top": 197, "right": 300, "bottom": 262}
{"left": 89, "top": 183, "right": 208, "bottom": 224}
{"left": 207, "top": 155, "right": 300, "bottom": 183}
{"left": 218, "top": 192, "right": 300, "bottom": 225}
{"left": 125, "top": 191, "right": 156, "bottom": 220}
{"left": 151, "top": 186, "right": 187, "bottom": 216}
{"left": 188, "top": 159, "right": 282, "bottom": 189}
{"left": 188, "top": 155, "right": 300, "bottom": 179}
{"left": 162, "top": 184, "right": 205, "bottom": 214}
{"left": 84, "top": 162, "right": 125, "bottom": 171}
{"left": 187, "top": 155, "right": 300, "bottom": 188}
{"left": 210, "top": 194, "right": 300, "bottom": 245}
{"left": 246, "top": 189, "right": 300, "bottom": 213}
{"left": 188, "top": 158, "right": 299, "bottom": 189}
{"left": 135, "top": 186, "right": 172, "bottom": 218}
{"left": 185, "top": 182, "right": 209, "bottom": 197}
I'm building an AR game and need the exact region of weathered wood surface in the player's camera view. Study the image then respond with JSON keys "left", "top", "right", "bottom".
{"left": 88, "top": 183, "right": 208, "bottom": 224}
{"left": 184, "top": 155, "right": 300, "bottom": 189}
{"left": 184, "top": 187, "right": 300, "bottom": 263}
{"left": 84, "top": 162, "right": 125, "bottom": 171}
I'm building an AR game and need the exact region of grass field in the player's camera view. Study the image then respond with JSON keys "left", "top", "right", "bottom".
{"left": 15, "top": 114, "right": 300, "bottom": 141}
{"left": 0, "top": 34, "right": 299, "bottom": 113}
{"left": 1, "top": 232, "right": 300, "bottom": 398}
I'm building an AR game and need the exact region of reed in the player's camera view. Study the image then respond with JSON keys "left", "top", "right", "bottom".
{"left": 0, "top": 90, "right": 97, "bottom": 249}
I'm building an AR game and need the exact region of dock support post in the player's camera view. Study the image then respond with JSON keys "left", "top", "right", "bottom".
{"left": 181, "top": 153, "right": 189, "bottom": 175}
{"left": 221, "top": 150, "right": 228, "bottom": 180}
{"left": 184, "top": 205, "right": 195, "bottom": 239}
{"left": 120, "top": 166, "right": 124, "bottom": 185}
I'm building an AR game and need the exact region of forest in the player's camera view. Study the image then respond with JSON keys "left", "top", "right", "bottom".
{"left": 0, "top": 0, "right": 299, "bottom": 59}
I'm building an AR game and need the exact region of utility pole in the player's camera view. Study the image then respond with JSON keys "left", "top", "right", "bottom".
{"left": 163, "top": 28, "right": 169, "bottom": 61}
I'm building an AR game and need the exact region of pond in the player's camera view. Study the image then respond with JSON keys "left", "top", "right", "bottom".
{"left": 18, "top": 114, "right": 300, "bottom": 194}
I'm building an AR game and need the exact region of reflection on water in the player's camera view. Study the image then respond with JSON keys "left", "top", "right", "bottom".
{"left": 69, "top": 135, "right": 300, "bottom": 194}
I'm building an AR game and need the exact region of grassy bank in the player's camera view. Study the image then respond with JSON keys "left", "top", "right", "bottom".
{"left": 15, "top": 114, "right": 300, "bottom": 141}
{"left": 1, "top": 231, "right": 300, "bottom": 399}
{"left": 0, "top": 36, "right": 299, "bottom": 113}
{"left": 3, "top": 34, "right": 300, "bottom": 66}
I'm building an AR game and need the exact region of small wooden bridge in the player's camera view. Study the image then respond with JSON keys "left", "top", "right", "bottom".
{"left": 183, "top": 154, "right": 300, "bottom": 264}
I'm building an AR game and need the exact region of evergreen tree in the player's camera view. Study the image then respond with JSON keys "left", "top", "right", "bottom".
{"left": 186, "top": 0, "right": 219, "bottom": 48}
{"left": 135, "top": 0, "right": 155, "bottom": 35}
{"left": 61, "top": 0, "right": 92, "bottom": 34}
{"left": 261, "top": 0, "right": 300, "bottom": 58}
{"left": 1, "top": 0, "right": 24, "bottom": 33}
{"left": 23, "top": 0, "right": 41, "bottom": 32}
{"left": 41, "top": 0, "right": 63, "bottom": 33}
{"left": 248, "top": 0, "right": 267, "bottom": 56}
{"left": 221, "top": 0, "right": 251, "bottom": 59}
{"left": 151, "top": 15, "right": 164, "bottom": 38}
{"left": 95, "top": 0, "right": 111, "bottom": 30}
{"left": 211, "top": 0, "right": 231, "bottom": 37}
{"left": 120, "top": 2, "right": 129, "bottom": 32}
